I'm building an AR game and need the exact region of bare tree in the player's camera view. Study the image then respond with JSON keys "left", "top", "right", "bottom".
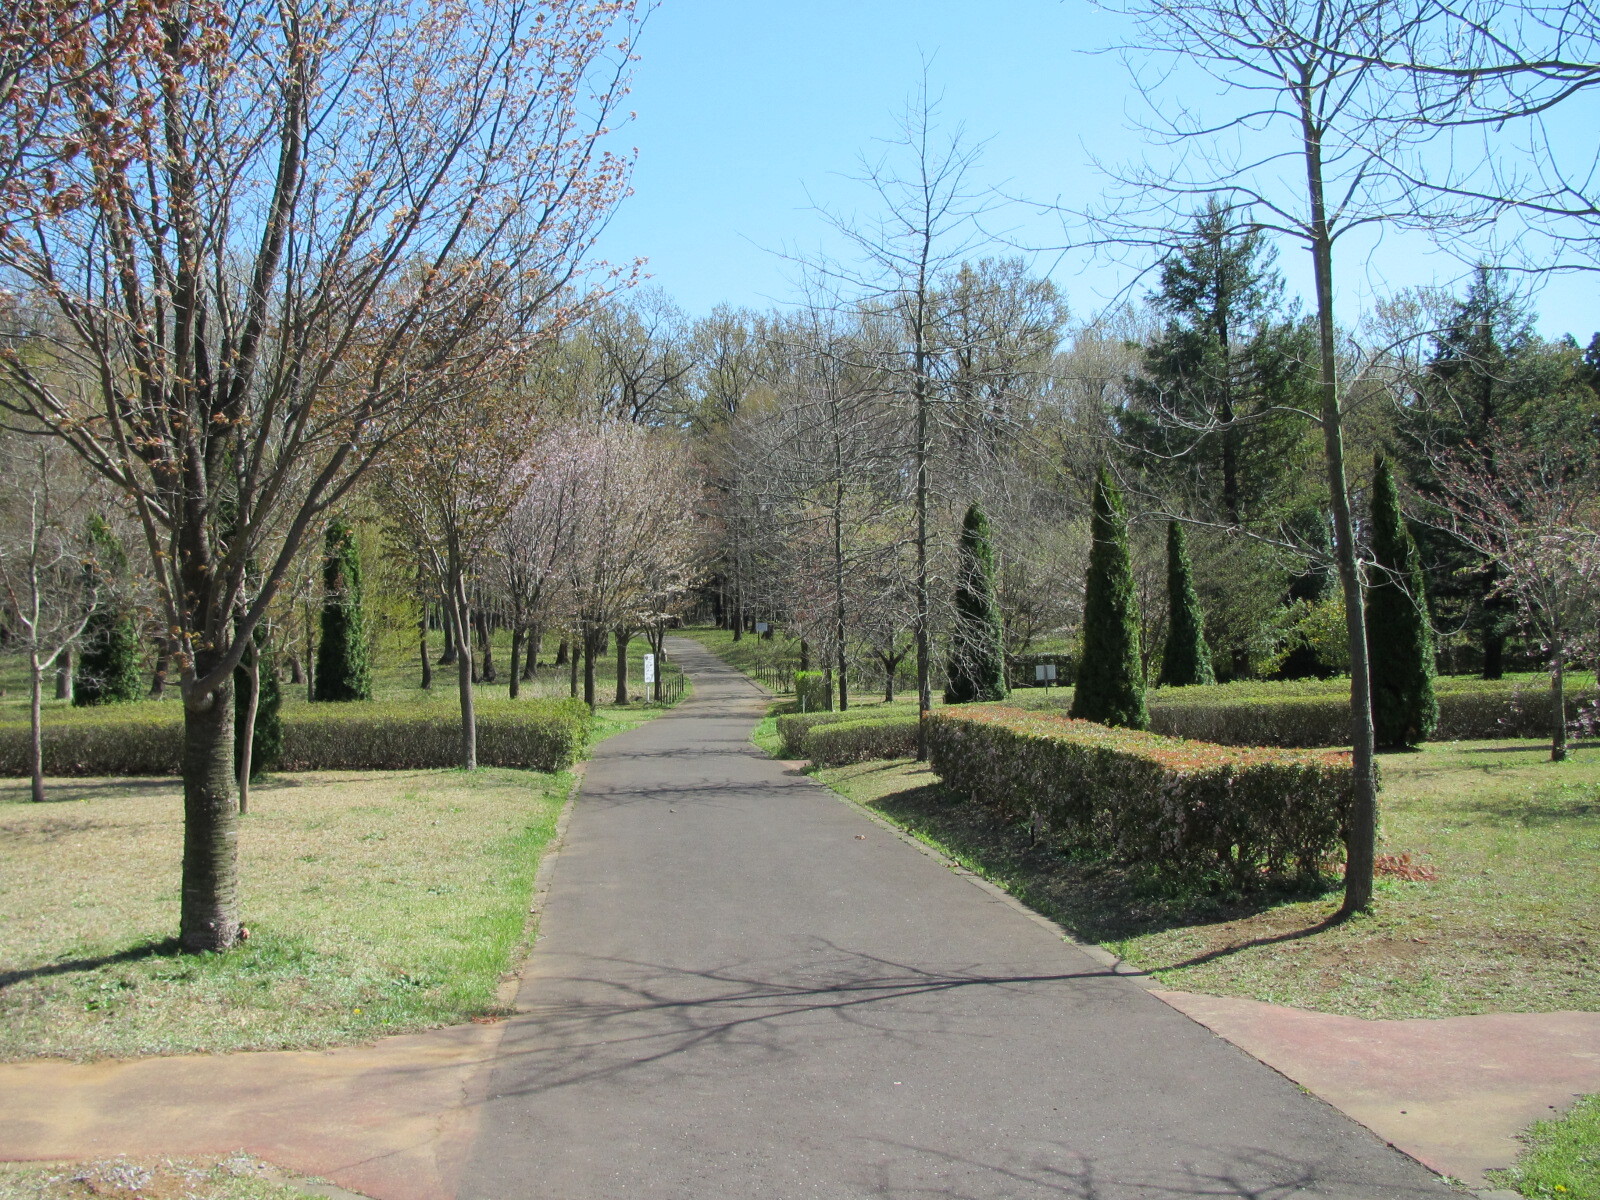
{"left": 1097, "top": 0, "right": 1454, "bottom": 914}
{"left": 0, "top": 437, "right": 102, "bottom": 802}
{"left": 1431, "top": 426, "right": 1600, "bottom": 760}
{"left": 0, "top": 0, "right": 639, "bottom": 950}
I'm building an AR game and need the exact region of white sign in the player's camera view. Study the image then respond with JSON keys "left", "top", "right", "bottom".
{"left": 1035, "top": 663, "right": 1057, "bottom": 682}
{"left": 643, "top": 654, "right": 656, "bottom": 684}
{"left": 755, "top": 621, "right": 769, "bottom": 634}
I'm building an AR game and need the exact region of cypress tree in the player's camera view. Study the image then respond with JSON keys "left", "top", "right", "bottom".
{"left": 1071, "top": 467, "right": 1149, "bottom": 729}
{"left": 235, "top": 627, "right": 283, "bottom": 778}
{"left": 75, "top": 515, "right": 143, "bottom": 705}
{"left": 944, "top": 504, "right": 1009, "bottom": 703}
{"left": 1366, "top": 453, "right": 1438, "bottom": 748}
{"left": 1158, "top": 520, "right": 1214, "bottom": 687}
{"left": 313, "top": 518, "right": 373, "bottom": 701}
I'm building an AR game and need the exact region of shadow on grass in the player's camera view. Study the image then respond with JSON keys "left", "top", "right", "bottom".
{"left": 864, "top": 773, "right": 1338, "bottom": 950}
{"left": 0, "top": 938, "right": 181, "bottom": 989}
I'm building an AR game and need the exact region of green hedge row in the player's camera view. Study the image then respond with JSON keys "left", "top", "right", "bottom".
{"left": 804, "top": 716, "right": 921, "bottom": 766}
{"left": 1143, "top": 686, "right": 1598, "bottom": 748}
{"left": 0, "top": 699, "right": 591, "bottom": 777}
{"left": 774, "top": 707, "right": 919, "bottom": 758}
{"left": 928, "top": 705, "right": 1355, "bottom": 884}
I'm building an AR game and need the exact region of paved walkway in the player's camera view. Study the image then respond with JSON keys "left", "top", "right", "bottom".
{"left": 456, "top": 639, "right": 1450, "bottom": 1199}
{"left": 5, "top": 639, "right": 1590, "bottom": 1198}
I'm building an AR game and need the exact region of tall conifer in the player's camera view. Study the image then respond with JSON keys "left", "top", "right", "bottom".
{"left": 1367, "top": 454, "right": 1437, "bottom": 748}
{"left": 1071, "top": 467, "right": 1149, "bottom": 728}
{"left": 313, "top": 519, "right": 372, "bottom": 701}
{"left": 944, "top": 504, "right": 1008, "bottom": 703}
{"left": 75, "top": 515, "right": 142, "bottom": 705}
{"left": 1158, "top": 520, "right": 1214, "bottom": 687}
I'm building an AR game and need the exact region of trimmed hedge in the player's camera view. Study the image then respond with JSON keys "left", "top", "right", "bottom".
{"left": 774, "top": 707, "right": 918, "bottom": 758}
{"left": 0, "top": 698, "right": 591, "bottom": 777}
{"left": 928, "top": 704, "right": 1355, "bottom": 884}
{"left": 803, "top": 716, "right": 921, "bottom": 766}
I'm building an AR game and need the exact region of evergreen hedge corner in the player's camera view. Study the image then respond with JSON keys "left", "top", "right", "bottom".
{"left": 944, "top": 503, "right": 1009, "bottom": 704}
{"left": 1158, "top": 520, "right": 1215, "bottom": 687}
{"left": 313, "top": 518, "right": 373, "bottom": 702}
{"left": 1070, "top": 466, "right": 1149, "bottom": 730}
{"left": 1366, "top": 453, "right": 1438, "bottom": 748}
{"left": 74, "top": 515, "right": 143, "bottom": 706}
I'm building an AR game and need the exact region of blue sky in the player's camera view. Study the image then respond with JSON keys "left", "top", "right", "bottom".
{"left": 592, "top": 0, "right": 1598, "bottom": 342}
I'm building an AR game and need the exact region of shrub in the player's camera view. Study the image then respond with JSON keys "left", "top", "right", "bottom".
{"left": 793, "top": 670, "right": 832, "bottom": 714}
{"left": 803, "top": 715, "right": 921, "bottom": 765}
{"left": 944, "top": 504, "right": 1008, "bottom": 704}
{"left": 775, "top": 710, "right": 852, "bottom": 758}
{"left": 1071, "top": 466, "right": 1147, "bottom": 729}
{"left": 927, "top": 704, "right": 1355, "bottom": 884}
{"left": 0, "top": 698, "right": 590, "bottom": 776}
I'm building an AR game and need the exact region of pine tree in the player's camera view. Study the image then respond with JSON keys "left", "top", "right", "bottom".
{"left": 1071, "top": 467, "right": 1149, "bottom": 729}
{"left": 235, "top": 628, "right": 283, "bottom": 778}
{"left": 74, "top": 515, "right": 143, "bottom": 705}
{"left": 944, "top": 504, "right": 1009, "bottom": 703}
{"left": 313, "top": 519, "right": 372, "bottom": 701}
{"left": 1158, "top": 520, "right": 1214, "bottom": 687}
{"left": 1366, "top": 454, "right": 1438, "bottom": 748}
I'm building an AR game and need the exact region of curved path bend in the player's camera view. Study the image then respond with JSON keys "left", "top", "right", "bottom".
{"left": 460, "top": 638, "right": 1451, "bottom": 1200}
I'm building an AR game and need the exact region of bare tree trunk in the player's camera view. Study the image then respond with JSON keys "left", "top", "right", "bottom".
{"left": 555, "top": 637, "right": 568, "bottom": 666}
{"left": 508, "top": 625, "right": 522, "bottom": 699}
{"left": 438, "top": 601, "right": 457, "bottom": 666}
{"left": 237, "top": 640, "right": 259, "bottom": 816}
{"left": 799, "top": 639, "right": 810, "bottom": 671}
{"left": 286, "top": 650, "right": 302, "bottom": 687}
{"left": 1299, "top": 104, "right": 1378, "bottom": 918}
{"left": 447, "top": 569, "right": 477, "bottom": 770}
{"left": 54, "top": 649, "right": 71, "bottom": 701}
{"left": 732, "top": 574, "right": 743, "bottom": 642}
{"left": 303, "top": 599, "right": 316, "bottom": 702}
{"left": 419, "top": 609, "right": 432, "bottom": 689}
{"left": 614, "top": 627, "right": 631, "bottom": 705}
{"left": 477, "top": 609, "right": 496, "bottom": 683}
{"left": 29, "top": 652, "right": 45, "bottom": 804}
{"left": 180, "top": 658, "right": 241, "bottom": 953}
{"left": 582, "top": 624, "right": 598, "bottom": 711}
{"left": 569, "top": 633, "right": 579, "bottom": 698}
{"left": 914, "top": 366, "right": 931, "bottom": 759}
{"left": 522, "top": 624, "right": 540, "bottom": 680}
{"left": 150, "top": 638, "right": 170, "bottom": 698}
{"left": 1551, "top": 634, "right": 1568, "bottom": 763}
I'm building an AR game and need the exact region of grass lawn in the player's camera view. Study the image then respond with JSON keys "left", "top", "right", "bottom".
{"left": 0, "top": 766, "right": 572, "bottom": 1061}
{"left": 1489, "top": 1094, "right": 1600, "bottom": 1200}
{"left": 0, "top": 1155, "right": 326, "bottom": 1200}
{"left": 815, "top": 738, "right": 1600, "bottom": 1019}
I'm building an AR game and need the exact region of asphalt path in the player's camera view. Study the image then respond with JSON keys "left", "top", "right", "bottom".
{"left": 459, "top": 638, "right": 1454, "bottom": 1200}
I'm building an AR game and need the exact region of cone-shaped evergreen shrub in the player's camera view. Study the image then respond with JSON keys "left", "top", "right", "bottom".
{"left": 75, "top": 515, "right": 143, "bottom": 705}
{"left": 1158, "top": 520, "right": 1214, "bottom": 687}
{"left": 944, "top": 504, "right": 1009, "bottom": 703}
{"left": 235, "top": 629, "right": 283, "bottom": 778}
{"left": 1366, "top": 453, "right": 1438, "bottom": 748}
{"left": 313, "top": 518, "right": 373, "bottom": 701}
{"left": 1071, "top": 467, "right": 1149, "bottom": 729}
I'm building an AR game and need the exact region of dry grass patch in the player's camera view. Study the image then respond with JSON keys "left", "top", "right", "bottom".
{"left": 0, "top": 1154, "right": 324, "bottom": 1200}
{"left": 816, "top": 738, "right": 1600, "bottom": 1019}
{"left": 0, "top": 768, "right": 572, "bottom": 1060}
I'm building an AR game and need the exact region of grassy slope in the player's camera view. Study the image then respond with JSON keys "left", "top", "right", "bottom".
{"left": 817, "top": 739, "right": 1600, "bottom": 1019}
{"left": 1488, "top": 1094, "right": 1600, "bottom": 1200}
{"left": 0, "top": 655, "right": 686, "bottom": 1061}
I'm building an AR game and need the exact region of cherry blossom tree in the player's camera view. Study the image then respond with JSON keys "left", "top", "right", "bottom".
{"left": 0, "top": 0, "right": 639, "bottom": 951}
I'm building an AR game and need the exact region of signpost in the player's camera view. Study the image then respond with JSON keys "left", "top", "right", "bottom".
{"left": 1035, "top": 663, "right": 1057, "bottom": 690}
{"left": 643, "top": 654, "right": 656, "bottom": 684}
